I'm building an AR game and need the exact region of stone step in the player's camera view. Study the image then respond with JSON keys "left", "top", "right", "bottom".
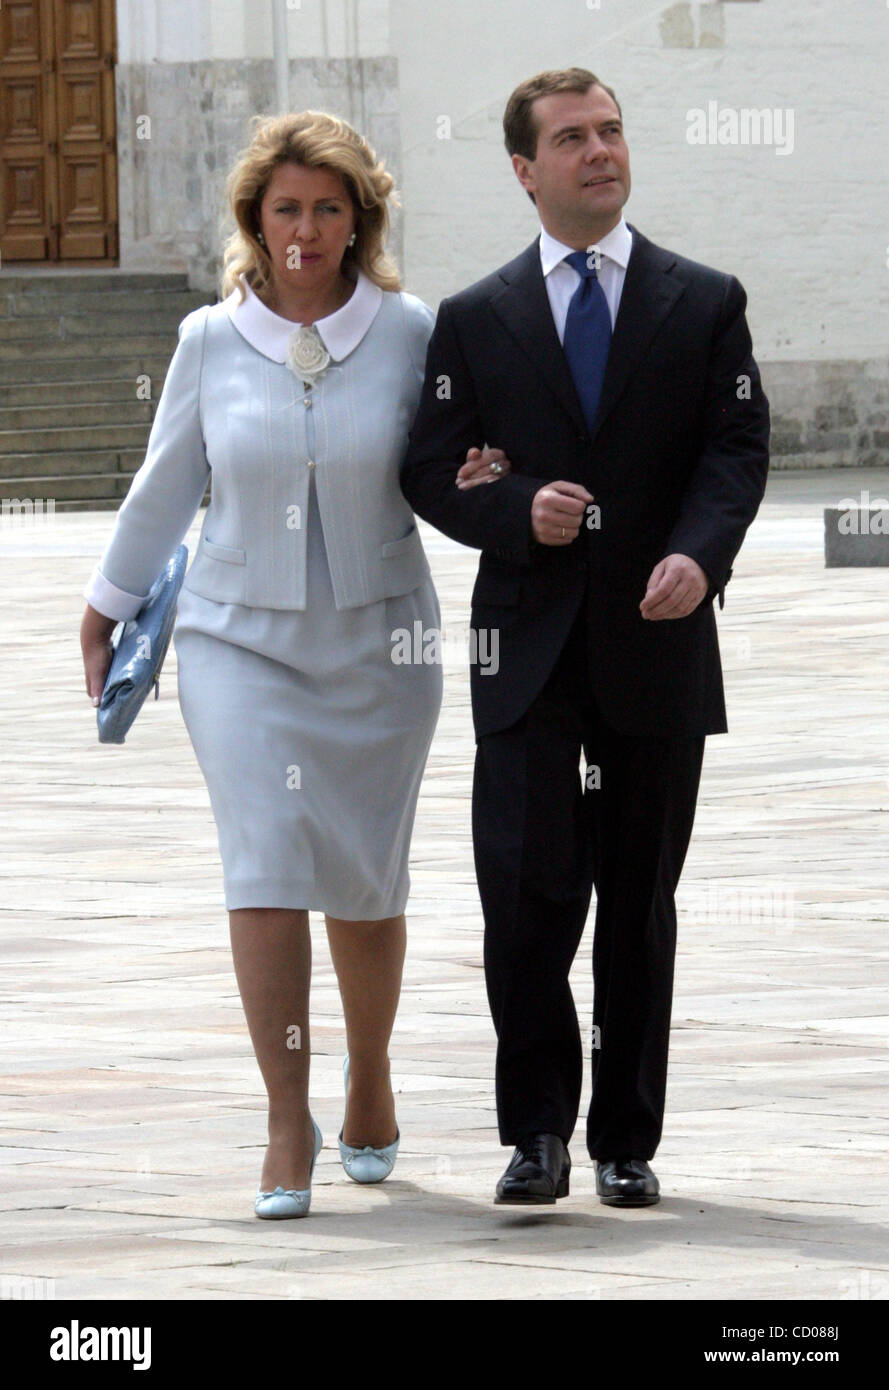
{"left": 38, "top": 497, "right": 122, "bottom": 511}
{"left": 41, "top": 498, "right": 123, "bottom": 511}
{"left": 0, "top": 356, "right": 172, "bottom": 385}
{"left": 0, "top": 446, "right": 145, "bottom": 478}
{"left": 0, "top": 421, "right": 150, "bottom": 454}
{"left": 0, "top": 471, "right": 138, "bottom": 502}
{"left": 0, "top": 274, "right": 212, "bottom": 507}
{"left": 0, "top": 271, "right": 191, "bottom": 293}
{"left": 0, "top": 273, "right": 206, "bottom": 508}
{"left": 0, "top": 288, "right": 213, "bottom": 319}
{"left": 0, "top": 473, "right": 211, "bottom": 507}
{"left": 0, "top": 376, "right": 165, "bottom": 406}
{"left": 1, "top": 307, "right": 209, "bottom": 341}
{"left": 0, "top": 335, "right": 183, "bottom": 363}
{"left": 0, "top": 400, "right": 153, "bottom": 430}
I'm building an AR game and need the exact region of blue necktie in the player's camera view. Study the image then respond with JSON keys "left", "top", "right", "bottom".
{"left": 561, "top": 249, "right": 612, "bottom": 434}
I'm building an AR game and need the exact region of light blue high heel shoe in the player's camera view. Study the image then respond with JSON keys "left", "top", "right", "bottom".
{"left": 338, "top": 1054, "right": 400, "bottom": 1184}
{"left": 254, "top": 1116, "right": 323, "bottom": 1219}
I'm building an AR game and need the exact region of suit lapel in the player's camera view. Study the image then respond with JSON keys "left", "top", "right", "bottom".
{"left": 489, "top": 240, "right": 588, "bottom": 437}
{"left": 489, "top": 224, "right": 686, "bottom": 446}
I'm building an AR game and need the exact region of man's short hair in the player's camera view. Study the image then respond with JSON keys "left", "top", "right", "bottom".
{"left": 503, "top": 68, "right": 622, "bottom": 204}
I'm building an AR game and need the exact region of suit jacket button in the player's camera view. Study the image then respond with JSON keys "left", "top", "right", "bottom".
{"left": 307, "top": 459, "right": 316, "bottom": 469}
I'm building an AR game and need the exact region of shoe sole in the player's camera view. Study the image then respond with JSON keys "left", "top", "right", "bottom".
{"left": 598, "top": 1193, "right": 660, "bottom": 1207}
{"left": 494, "top": 1192, "right": 557, "bottom": 1205}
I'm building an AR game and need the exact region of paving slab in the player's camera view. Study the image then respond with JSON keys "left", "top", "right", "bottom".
{"left": 1, "top": 467, "right": 888, "bottom": 1299}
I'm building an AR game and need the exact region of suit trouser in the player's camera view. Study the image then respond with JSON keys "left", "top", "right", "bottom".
{"left": 472, "top": 598, "right": 705, "bottom": 1160}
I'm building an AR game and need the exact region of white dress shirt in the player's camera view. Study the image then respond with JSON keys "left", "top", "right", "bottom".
{"left": 539, "top": 216, "right": 633, "bottom": 344}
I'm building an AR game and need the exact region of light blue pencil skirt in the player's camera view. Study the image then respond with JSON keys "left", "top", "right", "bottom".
{"left": 172, "top": 476, "right": 443, "bottom": 917}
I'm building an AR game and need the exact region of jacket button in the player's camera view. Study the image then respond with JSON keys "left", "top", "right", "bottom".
{"left": 303, "top": 397, "right": 312, "bottom": 408}
{"left": 307, "top": 459, "right": 316, "bottom": 469}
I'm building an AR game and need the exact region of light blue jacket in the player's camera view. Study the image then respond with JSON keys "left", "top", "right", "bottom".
{"left": 84, "top": 270, "right": 436, "bottom": 619}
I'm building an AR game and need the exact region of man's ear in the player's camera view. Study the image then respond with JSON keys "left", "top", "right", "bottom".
{"left": 511, "top": 152, "right": 536, "bottom": 202}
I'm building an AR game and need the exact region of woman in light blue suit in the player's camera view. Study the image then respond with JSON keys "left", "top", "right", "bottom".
{"left": 79, "top": 112, "right": 510, "bottom": 1218}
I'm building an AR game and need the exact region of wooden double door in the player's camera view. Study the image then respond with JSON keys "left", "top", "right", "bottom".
{"left": 0, "top": 0, "right": 118, "bottom": 263}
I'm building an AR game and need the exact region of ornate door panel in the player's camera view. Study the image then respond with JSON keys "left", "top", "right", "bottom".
{"left": 0, "top": 0, "right": 118, "bottom": 263}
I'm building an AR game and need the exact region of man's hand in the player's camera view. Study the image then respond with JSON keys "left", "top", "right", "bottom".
{"left": 640, "top": 554, "right": 709, "bottom": 620}
{"left": 531, "top": 481, "right": 595, "bottom": 546}
{"left": 456, "top": 445, "right": 512, "bottom": 489}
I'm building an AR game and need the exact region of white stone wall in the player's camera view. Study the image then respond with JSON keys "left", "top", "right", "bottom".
{"left": 391, "top": 0, "right": 889, "bottom": 365}
{"left": 388, "top": 0, "right": 889, "bottom": 470}
{"left": 116, "top": 0, "right": 391, "bottom": 62}
{"left": 112, "top": 0, "right": 889, "bottom": 468}
{"left": 114, "top": 2, "right": 401, "bottom": 288}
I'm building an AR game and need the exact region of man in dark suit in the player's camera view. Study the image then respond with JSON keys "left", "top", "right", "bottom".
{"left": 401, "top": 68, "right": 769, "bottom": 1207}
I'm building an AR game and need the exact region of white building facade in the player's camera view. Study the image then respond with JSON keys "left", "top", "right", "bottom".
{"left": 3, "top": 0, "right": 888, "bottom": 468}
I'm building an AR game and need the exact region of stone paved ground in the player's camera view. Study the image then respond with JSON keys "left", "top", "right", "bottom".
{"left": 1, "top": 468, "right": 887, "bottom": 1301}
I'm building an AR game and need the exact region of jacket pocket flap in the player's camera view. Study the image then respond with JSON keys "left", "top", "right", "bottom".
{"left": 381, "top": 524, "right": 419, "bottom": 559}
{"left": 202, "top": 537, "right": 246, "bottom": 565}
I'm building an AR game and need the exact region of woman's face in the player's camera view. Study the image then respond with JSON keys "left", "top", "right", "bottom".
{"left": 257, "top": 162, "right": 356, "bottom": 288}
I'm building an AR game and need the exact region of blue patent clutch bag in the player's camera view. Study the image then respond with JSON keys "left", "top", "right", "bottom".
{"left": 96, "top": 545, "right": 189, "bottom": 745}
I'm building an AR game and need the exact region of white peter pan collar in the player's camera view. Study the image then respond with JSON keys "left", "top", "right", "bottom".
{"left": 225, "top": 267, "right": 383, "bottom": 363}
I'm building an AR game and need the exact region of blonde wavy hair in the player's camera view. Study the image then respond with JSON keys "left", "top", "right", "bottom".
{"left": 219, "top": 111, "right": 402, "bottom": 303}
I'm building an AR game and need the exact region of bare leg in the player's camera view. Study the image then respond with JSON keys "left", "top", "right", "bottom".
{"left": 229, "top": 907, "right": 316, "bottom": 1191}
{"left": 324, "top": 913, "right": 404, "bottom": 1147}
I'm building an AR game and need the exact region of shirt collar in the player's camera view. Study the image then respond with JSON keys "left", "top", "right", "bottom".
{"left": 225, "top": 266, "right": 384, "bottom": 363}
{"left": 539, "top": 216, "right": 633, "bottom": 278}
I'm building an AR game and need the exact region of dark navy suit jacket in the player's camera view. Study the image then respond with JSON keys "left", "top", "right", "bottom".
{"left": 401, "top": 225, "right": 770, "bottom": 739}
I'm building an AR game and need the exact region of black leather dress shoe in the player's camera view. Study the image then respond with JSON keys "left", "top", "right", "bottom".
{"left": 494, "top": 1133, "right": 570, "bottom": 1205}
{"left": 595, "top": 1157, "right": 660, "bottom": 1206}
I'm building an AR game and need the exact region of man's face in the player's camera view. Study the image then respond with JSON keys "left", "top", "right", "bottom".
{"left": 512, "top": 86, "right": 630, "bottom": 241}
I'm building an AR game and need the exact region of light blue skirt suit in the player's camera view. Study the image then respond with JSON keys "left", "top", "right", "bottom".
{"left": 84, "top": 268, "right": 443, "bottom": 918}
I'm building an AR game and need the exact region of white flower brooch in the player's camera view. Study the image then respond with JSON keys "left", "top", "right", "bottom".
{"left": 285, "top": 324, "right": 331, "bottom": 387}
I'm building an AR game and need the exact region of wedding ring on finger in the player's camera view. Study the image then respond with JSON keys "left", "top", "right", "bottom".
{"left": 561, "top": 527, "right": 566, "bottom": 538}
{"left": 489, "top": 460, "right": 503, "bottom": 475}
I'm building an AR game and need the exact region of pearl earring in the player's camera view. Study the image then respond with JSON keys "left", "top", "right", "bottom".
{"left": 348, "top": 233, "right": 356, "bottom": 247}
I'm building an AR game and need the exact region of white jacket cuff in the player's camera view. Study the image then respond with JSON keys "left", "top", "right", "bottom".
{"left": 83, "top": 564, "right": 148, "bottom": 621}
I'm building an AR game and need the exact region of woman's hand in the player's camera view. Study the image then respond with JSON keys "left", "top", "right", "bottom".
{"left": 81, "top": 605, "right": 118, "bottom": 707}
{"left": 455, "top": 445, "right": 511, "bottom": 490}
